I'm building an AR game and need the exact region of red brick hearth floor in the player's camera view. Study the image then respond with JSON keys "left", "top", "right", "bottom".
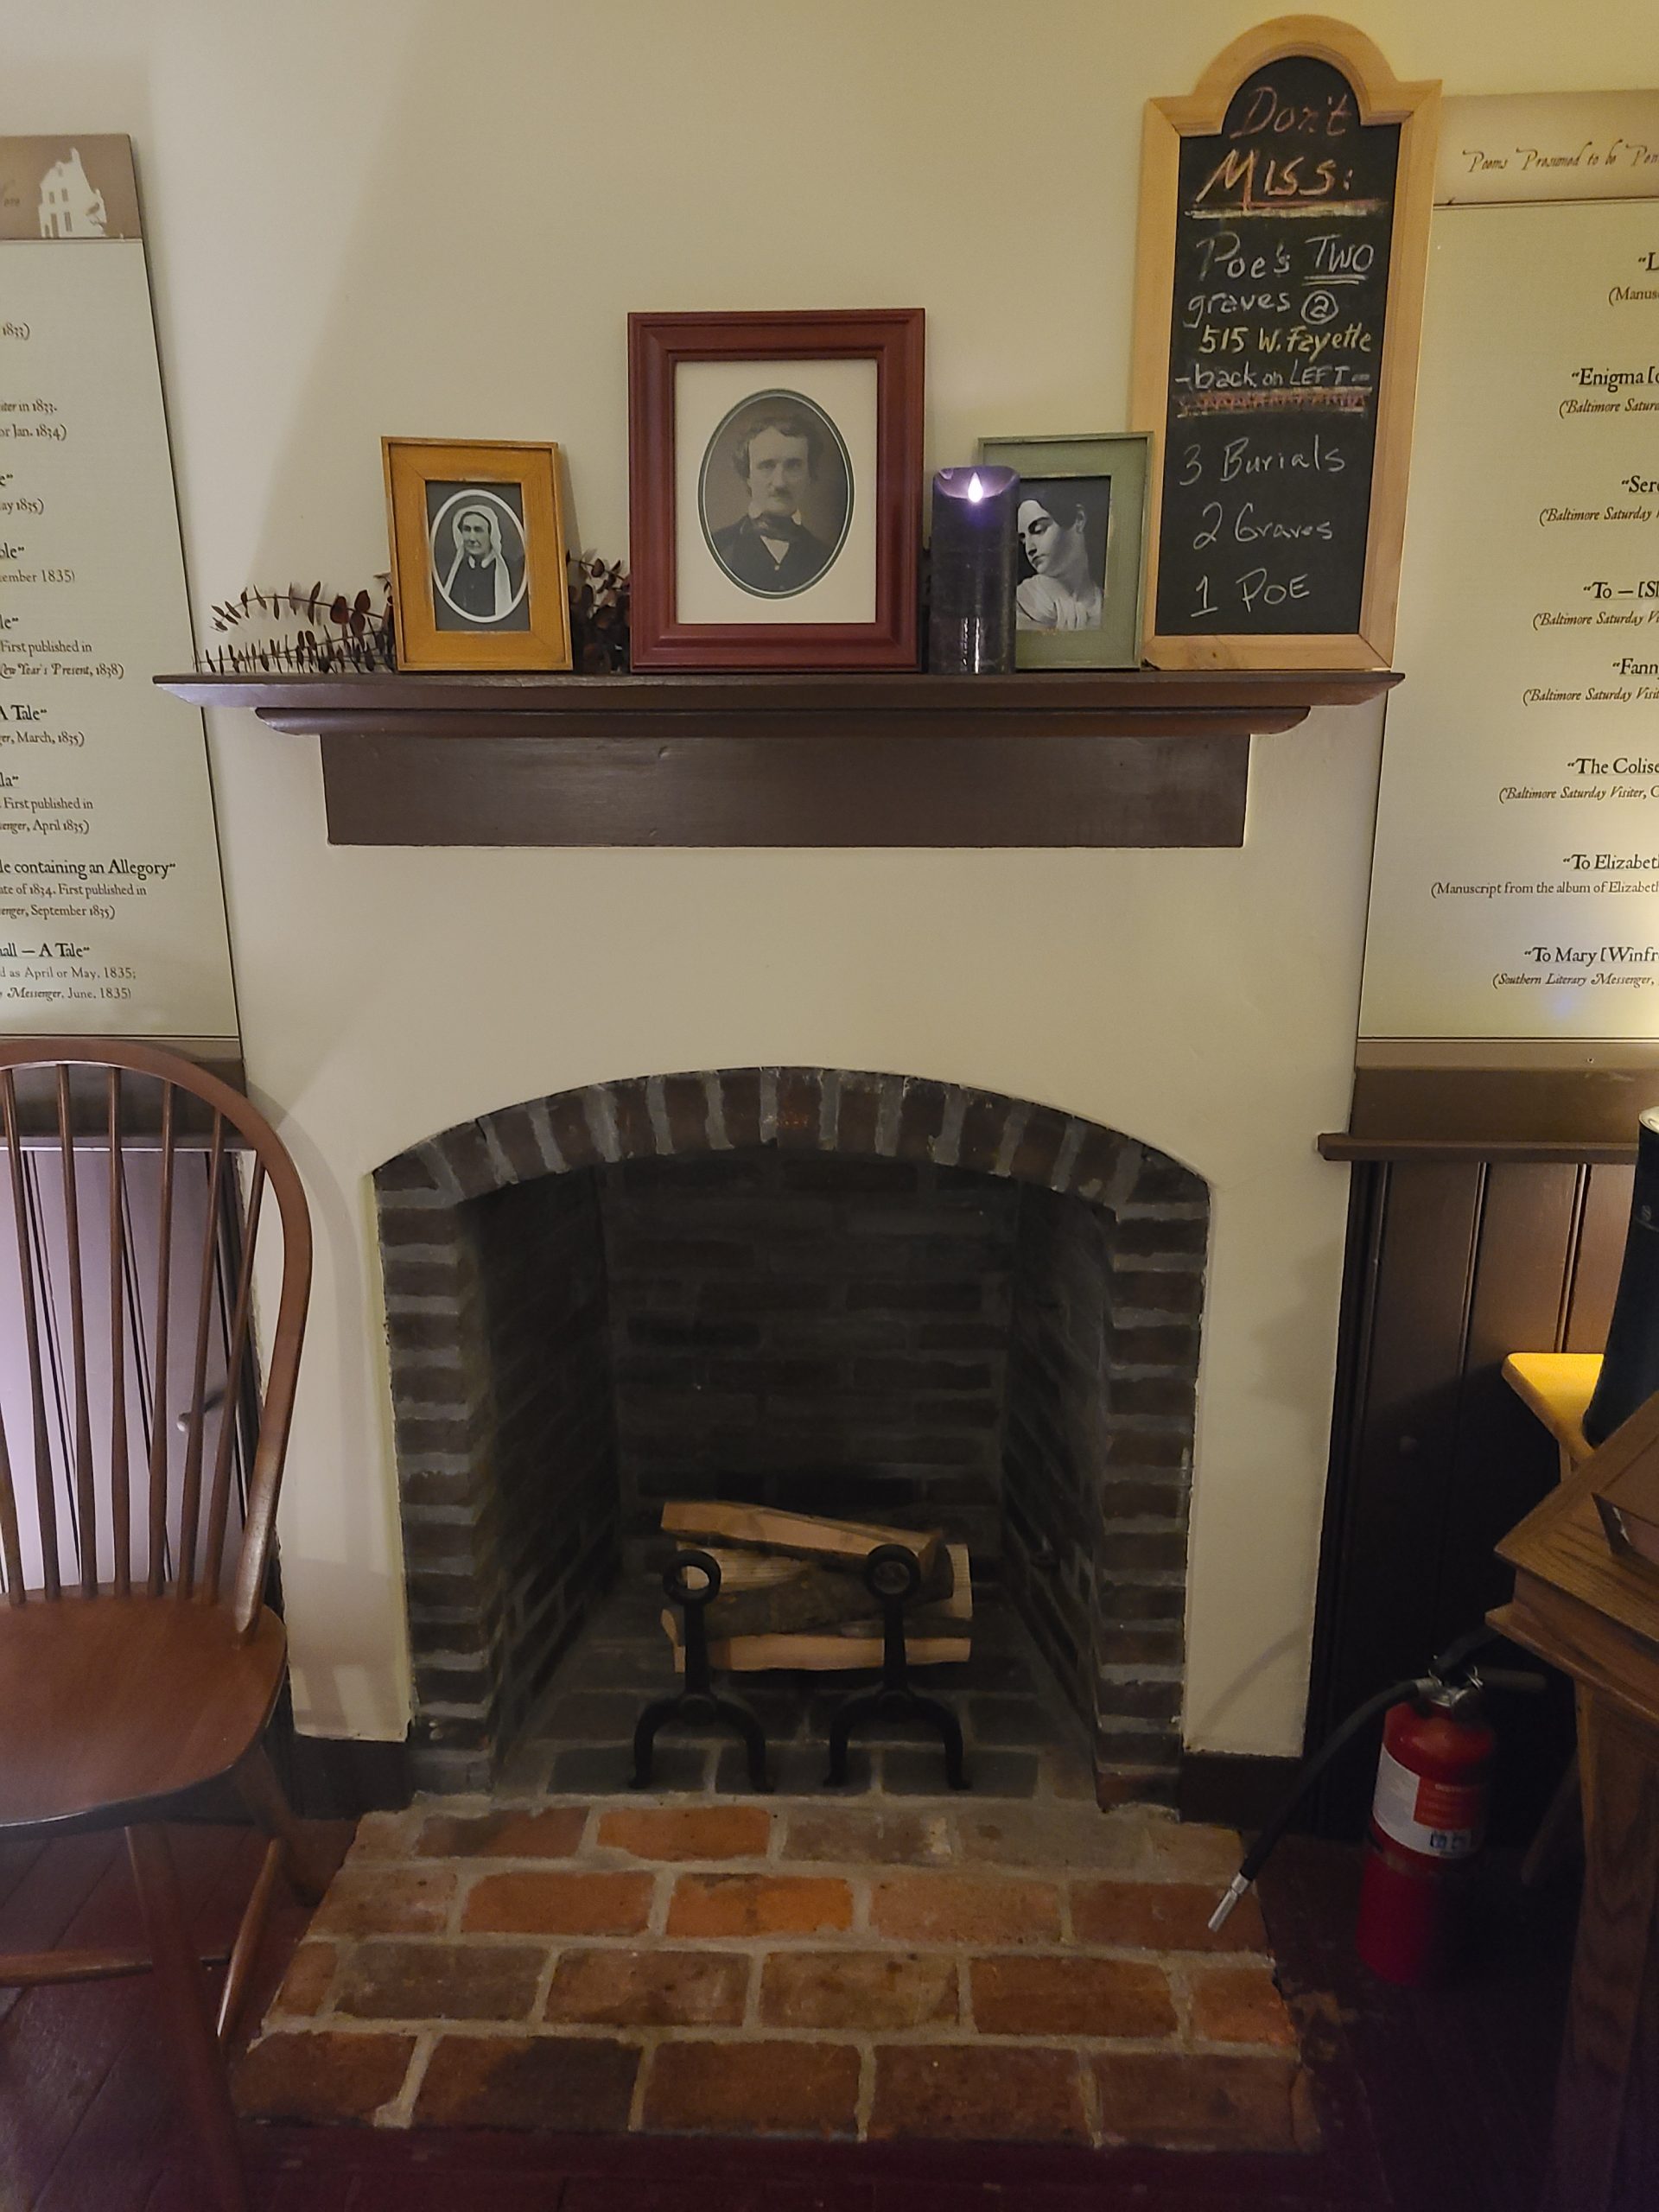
{"left": 234, "top": 1794, "right": 1312, "bottom": 2154}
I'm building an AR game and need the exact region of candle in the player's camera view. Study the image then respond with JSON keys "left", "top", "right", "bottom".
{"left": 927, "top": 466, "right": 1019, "bottom": 674}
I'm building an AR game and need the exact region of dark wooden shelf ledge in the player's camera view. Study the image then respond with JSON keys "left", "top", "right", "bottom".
{"left": 1319, "top": 1133, "right": 1639, "bottom": 1165}
{"left": 157, "top": 667, "right": 1399, "bottom": 849}
{"left": 1320, "top": 1053, "right": 1659, "bottom": 1163}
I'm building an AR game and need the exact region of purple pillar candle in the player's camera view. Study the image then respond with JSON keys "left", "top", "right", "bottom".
{"left": 928, "top": 466, "right": 1019, "bottom": 674}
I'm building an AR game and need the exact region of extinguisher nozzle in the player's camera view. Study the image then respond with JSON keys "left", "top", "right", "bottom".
{"left": 1208, "top": 1873, "right": 1253, "bottom": 1933}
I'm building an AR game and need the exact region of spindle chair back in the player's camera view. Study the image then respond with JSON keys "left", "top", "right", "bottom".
{"left": 0, "top": 1039, "right": 323, "bottom": 2212}
{"left": 0, "top": 1038, "right": 308, "bottom": 1628}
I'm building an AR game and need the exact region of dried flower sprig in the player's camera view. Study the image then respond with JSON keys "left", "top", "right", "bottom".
{"left": 568, "top": 551, "right": 630, "bottom": 673}
{"left": 197, "top": 580, "right": 396, "bottom": 675}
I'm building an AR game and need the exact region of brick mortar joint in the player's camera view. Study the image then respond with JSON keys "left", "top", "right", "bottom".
{"left": 309, "top": 1924, "right": 1269, "bottom": 1963}
{"left": 626, "top": 2029, "right": 660, "bottom": 2130}
{"left": 388, "top": 1344, "right": 468, "bottom": 1372}
{"left": 419, "top": 2019, "right": 1184, "bottom": 2050}
{"left": 376, "top": 1203, "right": 461, "bottom": 1239}
{"left": 284, "top": 2015, "right": 1282, "bottom": 2058}
{"left": 1077, "top": 2044, "right": 1104, "bottom": 2142}
{"left": 529, "top": 1939, "right": 563, "bottom": 2024}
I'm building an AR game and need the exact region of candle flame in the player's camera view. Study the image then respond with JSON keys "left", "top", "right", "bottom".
{"left": 967, "top": 473, "right": 984, "bottom": 503}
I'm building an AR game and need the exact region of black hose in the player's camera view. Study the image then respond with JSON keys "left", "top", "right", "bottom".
{"left": 1207, "top": 1624, "right": 1503, "bottom": 1932}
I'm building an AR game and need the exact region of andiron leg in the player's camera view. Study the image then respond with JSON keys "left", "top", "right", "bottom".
{"left": 631, "top": 1548, "right": 772, "bottom": 1794}
{"left": 824, "top": 1541, "right": 969, "bottom": 1790}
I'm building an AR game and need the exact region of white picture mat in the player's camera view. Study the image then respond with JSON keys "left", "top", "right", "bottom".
{"left": 1359, "top": 196, "right": 1659, "bottom": 1043}
{"left": 674, "top": 356, "right": 878, "bottom": 626}
{"left": 0, "top": 236, "right": 237, "bottom": 1040}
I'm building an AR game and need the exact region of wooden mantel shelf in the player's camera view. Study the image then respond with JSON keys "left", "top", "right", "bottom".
{"left": 156, "top": 666, "right": 1399, "bottom": 849}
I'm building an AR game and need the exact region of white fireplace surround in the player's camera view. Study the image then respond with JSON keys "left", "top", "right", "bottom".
{"left": 227, "top": 711, "right": 1383, "bottom": 1767}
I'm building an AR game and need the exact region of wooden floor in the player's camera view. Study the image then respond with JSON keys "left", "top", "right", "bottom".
{"left": 0, "top": 1822, "right": 1578, "bottom": 2211}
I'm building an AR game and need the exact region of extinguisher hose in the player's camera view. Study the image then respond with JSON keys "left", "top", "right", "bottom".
{"left": 1206, "top": 1624, "right": 1503, "bottom": 1934}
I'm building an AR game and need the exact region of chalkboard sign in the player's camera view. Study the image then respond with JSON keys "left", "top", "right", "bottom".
{"left": 1132, "top": 18, "right": 1439, "bottom": 670}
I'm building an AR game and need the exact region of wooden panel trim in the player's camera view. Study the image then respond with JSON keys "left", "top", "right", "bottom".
{"left": 272, "top": 1727, "right": 412, "bottom": 1820}
{"left": 315, "top": 728, "right": 1252, "bottom": 849}
{"left": 1319, "top": 1135, "right": 1638, "bottom": 1165}
{"left": 265, "top": 706, "right": 1309, "bottom": 744}
{"left": 1329, "top": 1061, "right": 1659, "bottom": 1154}
{"left": 156, "top": 667, "right": 1400, "bottom": 719}
{"left": 1306, "top": 1152, "right": 1628, "bottom": 1839}
{"left": 1176, "top": 1751, "right": 1302, "bottom": 1829}
{"left": 1358, "top": 1038, "right": 1659, "bottom": 1071}
{"left": 1304, "top": 1160, "right": 1390, "bottom": 1776}
{"left": 156, "top": 666, "right": 1395, "bottom": 850}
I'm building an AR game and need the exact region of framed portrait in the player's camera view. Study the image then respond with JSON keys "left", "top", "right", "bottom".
{"left": 628, "top": 309, "right": 925, "bottom": 670}
{"left": 382, "top": 437, "right": 572, "bottom": 671}
{"left": 975, "top": 434, "right": 1151, "bottom": 671}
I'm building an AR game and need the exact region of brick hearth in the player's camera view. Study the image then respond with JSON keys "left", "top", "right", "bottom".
{"left": 236, "top": 1590, "right": 1311, "bottom": 2154}
{"left": 237, "top": 1792, "right": 1307, "bottom": 2152}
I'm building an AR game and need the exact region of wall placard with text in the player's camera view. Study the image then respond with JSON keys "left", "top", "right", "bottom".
{"left": 1131, "top": 16, "right": 1439, "bottom": 670}
{"left": 1358, "top": 93, "right": 1659, "bottom": 1061}
{"left": 0, "top": 136, "right": 237, "bottom": 1050}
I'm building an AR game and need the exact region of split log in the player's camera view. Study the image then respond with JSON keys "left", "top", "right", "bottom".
{"left": 701, "top": 1543, "right": 954, "bottom": 1641}
{"left": 664, "top": 1543, "right": 972, "bottom": 1674}
{"left": 660, "top": 1500, "right": 942, "bottom": 1579}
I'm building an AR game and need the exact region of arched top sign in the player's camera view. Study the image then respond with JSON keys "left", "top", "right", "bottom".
{"left": 1131, "top": 16, "right": 1440, "bottom": 670}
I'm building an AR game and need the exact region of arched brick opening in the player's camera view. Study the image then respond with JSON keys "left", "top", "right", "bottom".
{"left": 374, "top": 1070, "right": 1207, "bottom": 1803}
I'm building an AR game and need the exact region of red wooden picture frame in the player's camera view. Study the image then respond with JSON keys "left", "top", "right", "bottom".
{"left": 627, "top": 308, "right": 924, "bottom": 671}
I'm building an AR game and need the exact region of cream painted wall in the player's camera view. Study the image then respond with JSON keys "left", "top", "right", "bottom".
{"left": 10, "top": 1, "right": 1659, "bottom": 1758}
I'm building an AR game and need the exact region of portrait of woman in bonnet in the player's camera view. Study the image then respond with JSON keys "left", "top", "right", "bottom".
{"left": 431, "top": 495, "right": 530, "bottom": 630}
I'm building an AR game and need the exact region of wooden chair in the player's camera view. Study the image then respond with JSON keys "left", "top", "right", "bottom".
{"left": 0, "top": 1039, "right": 327, "bottom": 2212}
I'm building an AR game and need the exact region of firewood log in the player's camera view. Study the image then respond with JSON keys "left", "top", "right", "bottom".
{"left": 700, "top": 1543, "right": 954, "bottom": 1640}
{"left": 661, "top": 1500, "right": 943, "bottom": 1578}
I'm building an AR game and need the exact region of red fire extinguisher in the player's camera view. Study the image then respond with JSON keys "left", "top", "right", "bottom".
{"left": 1354, "top": 1682, "right": 1495, "bottom": 1986}
{"left": 1206, "top": 1630, "right": 1541, "bottom": 1982}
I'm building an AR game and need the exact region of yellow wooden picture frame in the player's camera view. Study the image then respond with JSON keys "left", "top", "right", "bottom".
{"left": 383, "top": 436, "right": 572, "bottom": 672}
{"left": 1130, "top": 15, "right": 1440, "bottom": 671}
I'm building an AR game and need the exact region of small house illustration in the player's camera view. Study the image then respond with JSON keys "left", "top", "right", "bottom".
{"left": 37, "top": 149, "right": 107, "bottom": 238}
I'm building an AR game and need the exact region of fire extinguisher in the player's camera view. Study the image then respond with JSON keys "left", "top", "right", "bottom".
{"left": 1209, "top": 1627, "right": 1543, "bottom": 1984}
{"left": 1354, "top": 1681, "right": 1495, "bottom": 1985}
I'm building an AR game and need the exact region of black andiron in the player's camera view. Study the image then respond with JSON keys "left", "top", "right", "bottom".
{"left": 632, "top": 1549, "right": 772, "bottom": 1794}
{"left": 826, "top": 1542, "right": 969, "bottom": 1790}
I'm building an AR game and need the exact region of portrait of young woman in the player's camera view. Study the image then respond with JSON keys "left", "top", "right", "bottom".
{"left": 1015, "top": 479, "right": 1109, "bottom": 633}
{"left": 977, "top": 431, "right": 1150, "bottom": 667}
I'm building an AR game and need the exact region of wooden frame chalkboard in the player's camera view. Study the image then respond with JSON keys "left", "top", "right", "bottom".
{"left": 1131, "top": 16, "right": 1438, "bottom": 670}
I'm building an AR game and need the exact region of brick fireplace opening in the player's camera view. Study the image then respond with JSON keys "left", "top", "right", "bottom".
{"left": 375, "top": 1070, "right": 1206, "bottom": 1807}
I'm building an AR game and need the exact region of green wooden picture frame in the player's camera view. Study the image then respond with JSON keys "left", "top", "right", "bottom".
{"left": 976, "top": 432, "right": 1150, "bottom": 670}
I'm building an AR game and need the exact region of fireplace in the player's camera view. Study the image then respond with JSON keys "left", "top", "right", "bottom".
{"left": 376, "top": 1068, "right": 1206, "bottom": 1806}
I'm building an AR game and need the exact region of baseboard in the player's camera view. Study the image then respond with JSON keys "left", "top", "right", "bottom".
{"left": 271, "top": 1733, "right": 1296, "bottom": 1830}
{"left": 1178, "top": 1751, "right": 1302, "bottom": 1831}
{"left": 276, "top": 1729, "right": 414, "bottom": 1820}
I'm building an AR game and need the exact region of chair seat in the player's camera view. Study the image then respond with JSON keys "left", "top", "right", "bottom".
{"left": 0, "top": 1594, "right": 287, "bottom": 1832}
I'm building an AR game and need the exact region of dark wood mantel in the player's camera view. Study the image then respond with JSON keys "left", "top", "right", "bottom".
{"left": 156, "top": 666, "right": 1398, "bottom": 849}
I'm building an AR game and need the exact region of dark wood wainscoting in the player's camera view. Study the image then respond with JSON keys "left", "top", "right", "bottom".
{"left": 1306, "top": 1156, "right": 1632, "bottom": 1839}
